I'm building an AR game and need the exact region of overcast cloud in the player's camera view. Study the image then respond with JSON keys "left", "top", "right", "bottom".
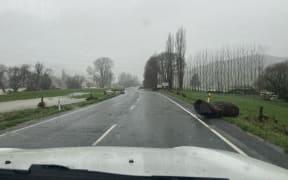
{"left": 0, "top": 0, "right": 287, "bottom": 80}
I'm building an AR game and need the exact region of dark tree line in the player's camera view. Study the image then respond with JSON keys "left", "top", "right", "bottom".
{"left": 143, "top": 55, "right": 159, "bottom": 89}
{"left": 0, "top": 64, "right": 7, "bottom": 92}
{"left": 143, "top": 27, "right": 186, "bottom": 89}
{"left": 118, "top": 72, "right": 139, "bottom": 88}
{"left": 256, "top": 60, "right": 288, "bottom": 101}
{"left": 65, "top": 76, "right": 85, "bottom": 89}
{"left": 0, "top": 57, "right": 117, "bottom": 92}
{"left": 61, "top": 70, "right": 85, "bottom": 89}
{"left": 0, "top": 62, "right": 53, "bottom": 92}
{"left": 0, "top": 62, "right": 88, "bottom": 93}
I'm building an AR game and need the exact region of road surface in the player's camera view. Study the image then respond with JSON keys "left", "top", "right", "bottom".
{"left": 0, "top": 87, "right": 287, "bottom": 168}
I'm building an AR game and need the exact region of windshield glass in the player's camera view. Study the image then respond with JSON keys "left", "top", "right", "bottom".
{"left": 0, "top": 0, "right": 287, "bottom": 178}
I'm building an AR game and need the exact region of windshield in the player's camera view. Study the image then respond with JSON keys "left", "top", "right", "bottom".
{"left": 0, "top": 0, "right": 288, "bottom": 179}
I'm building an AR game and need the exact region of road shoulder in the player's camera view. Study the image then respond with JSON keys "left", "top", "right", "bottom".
{"left": 161, "top": 92, "right": 288, "bottom": 169}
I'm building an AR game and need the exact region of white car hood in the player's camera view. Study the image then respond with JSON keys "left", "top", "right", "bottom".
{"left": 0, "top": 146, "right": 287, "bottom": 180}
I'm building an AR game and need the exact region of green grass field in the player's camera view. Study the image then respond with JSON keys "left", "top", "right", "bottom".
{"left": 0, "top": 88, "right": 105, "bottom": 102}
{"left": 162, "top": 90, "right": 288, "bottom": 152}
{"left": 0, "top": 92, "right": 117, "bottom": 130}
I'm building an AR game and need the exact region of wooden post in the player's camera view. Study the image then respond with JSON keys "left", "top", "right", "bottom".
{"left": 258, "top": 106, "right": 263, "bottom": 122}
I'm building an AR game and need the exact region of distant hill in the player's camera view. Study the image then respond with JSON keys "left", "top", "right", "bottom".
{"left": 263, "top": 55, "right": 288, "bottom": 67}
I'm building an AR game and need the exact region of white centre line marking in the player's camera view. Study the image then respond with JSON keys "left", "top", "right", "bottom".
{"left": 92, "top": 124, "right": 117, "bottom": 146}
{"left": 160, "top": 94, "right": 248, "bottom": 156}
{"left": 130, "top": 104, "right": 136, "bottom": 110}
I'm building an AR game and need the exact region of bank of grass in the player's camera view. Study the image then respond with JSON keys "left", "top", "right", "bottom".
{"left": 0, "top": 93, "right": 118, "bottom": 130}
{"left": 161, "top": 89, "right": 288, "bottom": 152}
{"left": 0, "top": 88, "right": 105, "bottom": 102}
{"left": 72, "top": 91, "right": 106, "bottom": 99}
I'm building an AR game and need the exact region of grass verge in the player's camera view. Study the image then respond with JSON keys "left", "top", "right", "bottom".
{"left": 0, "top": 93, "right": 118, "bottom": 130}
{"left": 161, "top": 89, "right": 288, "bottom": 152}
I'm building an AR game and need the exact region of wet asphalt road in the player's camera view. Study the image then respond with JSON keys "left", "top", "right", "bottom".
{"left": 0, "top": 88, "right": 234, "bottom": 152}
{"left": 1, "top": 87, "right": 288, "bottom": 168}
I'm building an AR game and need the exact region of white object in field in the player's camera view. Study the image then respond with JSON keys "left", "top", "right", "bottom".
{"left": 207, "top": 93, "right": 211, "bottom": 102}
{"left": 157, "top": 84, "right": 162, "bottom": 89}
{"left": 0, "top": 146, "right": 287, "bottom": 180}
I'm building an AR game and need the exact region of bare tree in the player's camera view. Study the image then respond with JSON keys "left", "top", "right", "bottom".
{"left": 35, "top": 62, "right": 44, "bottom": 76}
{"left": 34, "top": 62, "right": 44, "bottom": 89}
{"left": 118, "top": 72, "right": 139, "bottom": 88}
{"left": 185, "top": 44, "right": 265, "bottom": 93}
{"left": 19, "top": 64, "right": 31, "bottom": 87}
{"left": 87, "top": 57, "right": 114, "bottom": 88}
{"left": 166, "top": 33, "right": 175, "bottom": 89}
{"left": 24, "top": 62, "right": 53, "bottom": 90}
{"left": 8, "top": 66, "right": 22, "bottom": 92}
{"left": 157, "top": 52, "right": 168, "bottom": 84}
{"left": 0, "top": 64, "right": 7, "bottom": 93}
{"left": 175, "top": 27, "right": 186, "bottom": 90}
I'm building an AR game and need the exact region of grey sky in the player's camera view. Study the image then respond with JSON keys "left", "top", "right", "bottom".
{"left": 0, "top": 0, "right": 287, "bottom": 80}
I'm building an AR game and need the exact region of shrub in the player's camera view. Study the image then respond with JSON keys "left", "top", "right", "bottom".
{"left": 86, "top": 93, "right": 98, "bottom": 101}
{"left": 37, "top": 101, "right": 46, "bottom": 108}
{"left": 37, "top": 96, "right": 46, "bottom": 108}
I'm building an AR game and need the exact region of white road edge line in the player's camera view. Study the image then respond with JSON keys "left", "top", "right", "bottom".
{"left": 130, "top": 104, "right": 136, "bottom": 110}
{"left": 160, "top": 94, "right": 248, "bottom": 156}
{"left": 92, "top": 124, "right": 117, "bottom": 146}
{"left": 0, "top": 99, "right": 113, "bottom": 138}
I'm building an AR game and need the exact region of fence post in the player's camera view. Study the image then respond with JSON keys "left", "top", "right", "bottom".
{"left": 58, "top": 98, "right": 61, "bottom": 111}
{"left": 258, "top": 106, "right": 263, "bottom": 122}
